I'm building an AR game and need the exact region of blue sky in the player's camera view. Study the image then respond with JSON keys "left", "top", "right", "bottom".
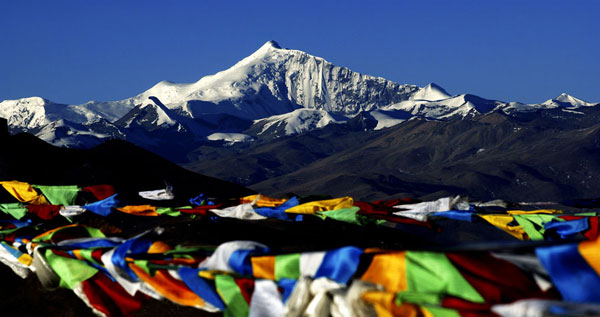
{"left": 1, "top": 0, "right": 599, "bottom": 105}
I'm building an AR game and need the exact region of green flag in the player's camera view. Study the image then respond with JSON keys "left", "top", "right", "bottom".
{"left": 0, "top": 203, "right": 27, "bottom": 220}
{"left": 44, "top": 249, "right": 98, "bottom": 289}
{"left": 405, "top": 251, "right": 484, "bottom": 304}
{"left": 215, "top": 274, "right": 249, "bottom": 317}
{"left": 33, "top": 185, "right": 79, "bottom": 206}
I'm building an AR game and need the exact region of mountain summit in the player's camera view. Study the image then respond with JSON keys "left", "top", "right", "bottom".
{"left": 63, "top": 40, "right": 417, "bottom": 124}
{"left": 411, "top": 83, "right": 452, "bottom": 101}
{"left": 0, "top": 41, "right": 598, "bottom": 161}
{"left": 266, "top": 40, "right": 281, "bottom": 49}
{"left": 542, "top": 93, "right": 596, "bottom": 108}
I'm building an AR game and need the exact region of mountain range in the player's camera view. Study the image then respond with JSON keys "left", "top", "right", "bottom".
{"left": 1, "top": 41, "right": 599, "bottom": 201}
{"left": 185, "top": 107, "right": 600, "bottom": 202}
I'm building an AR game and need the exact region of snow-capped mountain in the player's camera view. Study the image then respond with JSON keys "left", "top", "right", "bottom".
{"left": 248, "top": 108, "right": 345, "bottom": 139}
{"left": 65, "top": 40, "right": 417, "bottom": 125}
{"left": 367, "top": 109, "right": 413, "bottom": 130}
{"left": 0, "top": 41, "right": 421, "bottom": 148}
{"left": 1, "top": 41, "right": 598, "bottom": 161}
{"left": 542, "top": 93, "right": 597, "bottom": 109}
{"left": 0, "top": 97, "right": 90, "bottom": 130}
{"left": 115, "top": 96, "right": 185, "bottom": 132}
{"left": 121, "top": 40, "right": 418, "bottom": 119}
{"left": 488, "top": 93, "right": 597, "bottom": 115}
{"left": 35, "top": 119, "right": 119, "bottom": 148}
{"left": 411, "top": 83, "right": 452, "bottom": 101}
{"left": 382, "top": 93, "right": 502, "bottom": 120}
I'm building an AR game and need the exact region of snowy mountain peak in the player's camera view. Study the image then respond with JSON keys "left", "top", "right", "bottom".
{"left": 555, "top": 93, "right": 591, "bottom": 106}
{"left": 124, "top": 41, "right": 419, "bottom": 120}
{"left": 251, "top": 108, "right": 345, "bottom": 137}
{"left": 244, "top": 40, "right": 286, "bottom": 61}
{"left": 385, "top": 93, "right": 501, "bottom": 121}
{"left": 411, "top": 83, "right": 452, "bottom": 101}
{"left": 254, "top": 40, "right": 282, "bottom": 53}
{"left": 4, "top": 41, "right": 599, "bottom": 159}
{"left": 1, "top": 96, "right": 49, "bottom": 106}
{"left": 256, "top": 40, "right": 283, "bottom": 53}
{"left": 542, "top": 93, "right": 595, "bottom": 108}
{"left": 0, "top": 96, "right": 62, "bottom": 130}
{"left": 265, "top": 40, "right": 281, "bottom": 49}
{"left": 155, "top": 80, "right": 175, "bottom": 86}
{"left": 0, "top": 97, "right": 54, "bottom": 114}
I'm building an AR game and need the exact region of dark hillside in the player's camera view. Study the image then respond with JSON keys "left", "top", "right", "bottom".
{"left": 186, "top": 110, "right": 600, "bottom": 202}
{"left": 0, "top": 132, "right": 254, "bottom": 203}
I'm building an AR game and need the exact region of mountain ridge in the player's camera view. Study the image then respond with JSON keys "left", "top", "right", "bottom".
{"left": 0, "top": 41, "right": 598, "bottom": 162}
{"left": 184, "top": 107, "right": 600, "bottom": 202}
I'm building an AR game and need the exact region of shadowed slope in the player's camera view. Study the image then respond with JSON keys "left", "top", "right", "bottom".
{"left": 0, "top": 132, "right": 254, "bottom": 203}
{"left": 186, "top": 108, "right": 600, "bottom": 202}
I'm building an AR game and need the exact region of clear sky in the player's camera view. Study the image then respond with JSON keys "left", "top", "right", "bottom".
{"left": 1, "top": 0, "right": 599, "bottom": 105}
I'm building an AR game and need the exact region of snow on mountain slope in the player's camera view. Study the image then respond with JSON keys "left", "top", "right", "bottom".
{"left": 142, "top": 97, "right": 177, "bottom": 127}
{"left": 0, "top": 97, "right": 93, "bottom": 130}
{"left": 497, "top": 93, "right": 598, "bottom": 114}
{"left": 76, "top": 99, "right": 137, "bottom": 122}
{"left": 207, "top": 132, "right": 253, "bottom": 145}
{"left": 251, "top": 108, "right": 345, "bottom": 137}
{"left": 109, "top": 41, "right": 419, "bottom": 120}
{"left": 35, "top": 119, "right": 112, "bottom": 148}
{"left": 0, "top": 96, "right": 130, "bottom": 132}
{"left": 369, "top": 109, "right": 413, "bottom": 130}
{"left": 411, "top": 83, "right": 452, "bottom": 101}
{"left": 385, "top": 94, "right": 503, "bottom": 120}
{"left": 113, "top": 96, "right": 204, "bottom": 142}
{"left": 496, "top": 101, "right": 533, "bottom": 113}
{"left": 542, "top": 93, "right": 597, "bottom": 108}
{"left": 2, "top": 41, "right": 600, "bottom": 159}
{"left": 119, "top": 97, "right": 177, "bottom": 129}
